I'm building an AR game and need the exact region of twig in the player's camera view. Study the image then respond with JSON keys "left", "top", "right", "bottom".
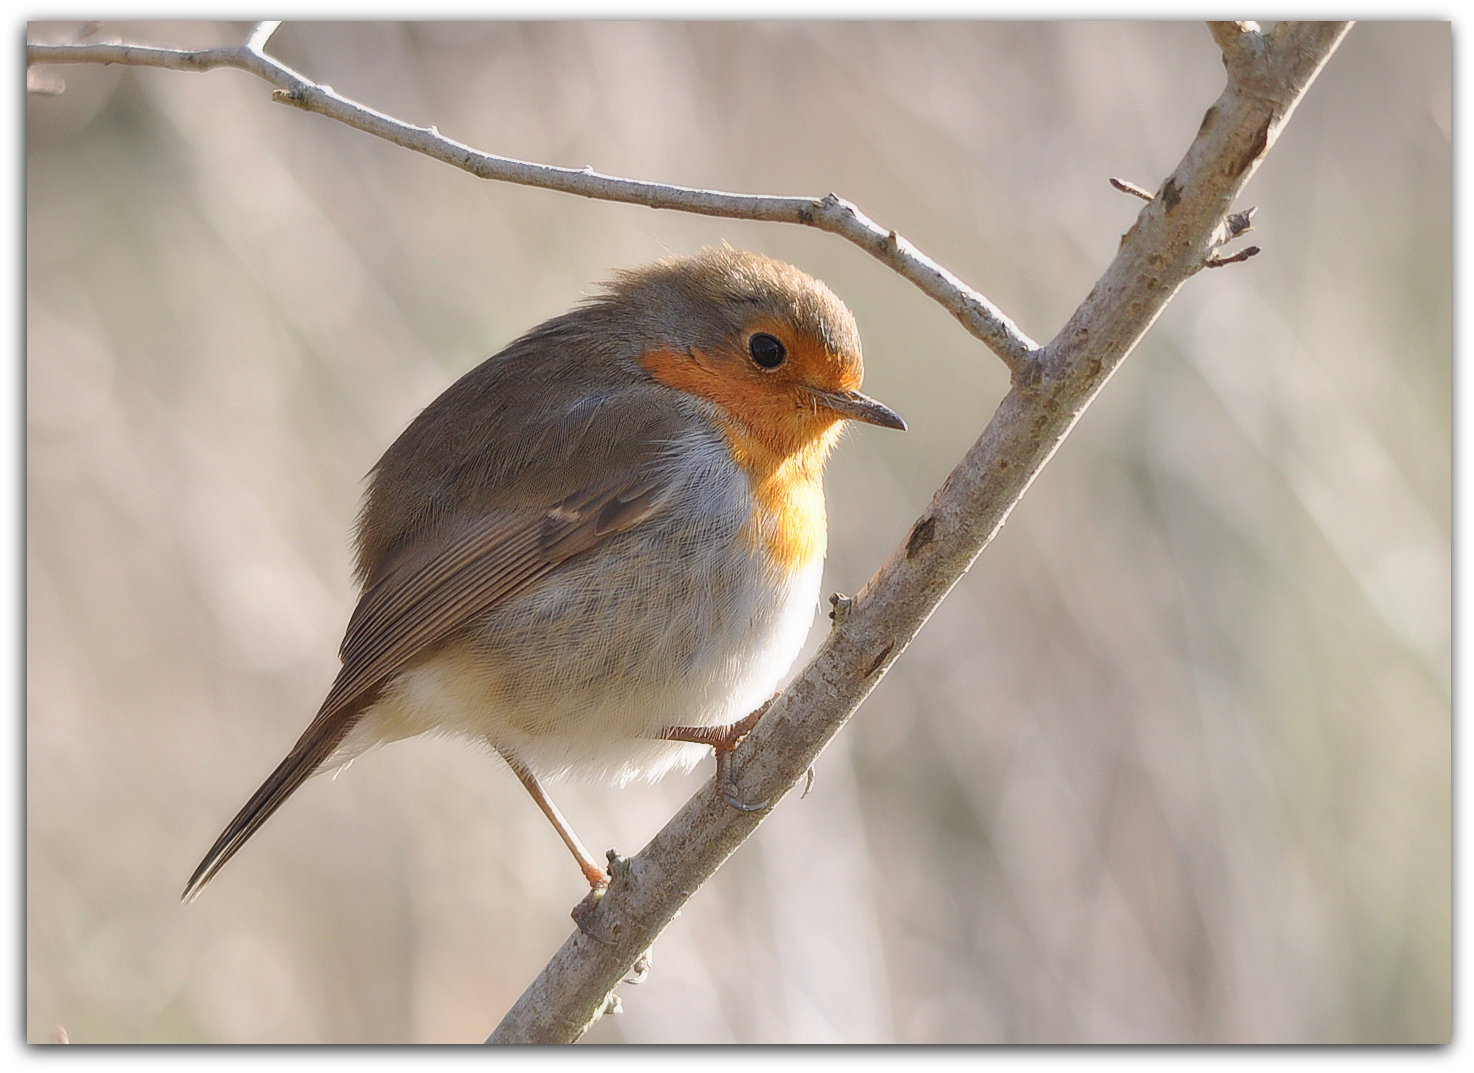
{"left": 243, "top": 20, "right": 281, "bottom": 53}
{"left": 1109, "top": 177, "right": 1155, "bottom": 202}
{"left": 1204, "top": 245, "right": 1262, "bottom": 268}
{"left": 25, "top": 27, "right": 1038, "bottom": 376}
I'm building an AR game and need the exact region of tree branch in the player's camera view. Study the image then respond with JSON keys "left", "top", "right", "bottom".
{"left": 487, "top": 19, "right": 1351, "bottom": 1043}
{"left": 25, "top": 27, "right": 1038, "bottom": 375}
{"left": 28, "top": 19, "right": 1352, "bottom": 1043}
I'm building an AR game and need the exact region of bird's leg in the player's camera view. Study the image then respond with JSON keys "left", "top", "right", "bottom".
{"left": 659, "top": 699, "right": 773, "bottom": 812}
{"left": 499, "top": 751, "right": 608, "bottom": 890}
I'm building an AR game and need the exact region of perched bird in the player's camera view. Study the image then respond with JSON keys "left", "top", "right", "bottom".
{"left": 183, "top": 247, "right": 904, "bottom": 900}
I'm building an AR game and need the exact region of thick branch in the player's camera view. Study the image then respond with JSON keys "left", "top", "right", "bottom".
{"left": 487, "top": 20, "right": 1350, "bottom": 1043}
{"left": 26, "top": 31, "right": 1037, "bottom": 374}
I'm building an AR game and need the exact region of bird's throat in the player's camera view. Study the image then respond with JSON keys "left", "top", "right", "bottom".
{"left": 718, "top": 421, "right": 831, "bottom": 573}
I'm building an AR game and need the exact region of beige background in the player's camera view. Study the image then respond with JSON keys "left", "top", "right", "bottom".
{"left": 27, "top": 21, "right": 1450, "bottom": 1043}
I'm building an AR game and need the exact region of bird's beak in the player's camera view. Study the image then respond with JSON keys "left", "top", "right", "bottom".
{"left": 806, "top": 387, "right": 907, "bottom": 431}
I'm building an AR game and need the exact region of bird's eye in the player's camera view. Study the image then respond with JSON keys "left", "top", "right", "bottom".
{"left": 748, "top": 333, "right": 787, "bottom": 369}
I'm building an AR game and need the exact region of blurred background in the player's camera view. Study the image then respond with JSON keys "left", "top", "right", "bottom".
{"left": 26, "top": 21, "right": 1449, "bottom": 1043}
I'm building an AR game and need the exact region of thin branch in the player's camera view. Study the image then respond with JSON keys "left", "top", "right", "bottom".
{"left": 1109, "top": 176, "right": 1156, "bottom": 202}
{"left": 243, "top": 21, "right": 281, "bottom": 53}
{"left": 1204, "top": 245, "right": 1262, "bottom": 268}
{"left": 25, "top": 31, "right": 1039, "bottom": 375}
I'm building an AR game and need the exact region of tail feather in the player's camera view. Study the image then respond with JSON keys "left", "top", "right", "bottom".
{"left": 182, "top": 695, "right": 370, "bottom": 902}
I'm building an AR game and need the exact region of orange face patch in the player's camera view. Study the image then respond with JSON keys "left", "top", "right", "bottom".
{"left": 638, "top": 321, "right": 861, "bottom": 458}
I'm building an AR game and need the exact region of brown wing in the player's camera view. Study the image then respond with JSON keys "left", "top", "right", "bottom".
{"left": 182, "top": 465, "right": 672, "bottom": 901}
{"left": 333, "top": 467, "right": 671, "bottom": 710}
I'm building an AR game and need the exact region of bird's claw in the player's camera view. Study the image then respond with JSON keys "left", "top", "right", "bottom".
{"left": 715, "top": 746, "right": 770, "bottom": 812}
{"left": 720, "top": 786, "right": 771, "bottom": 812}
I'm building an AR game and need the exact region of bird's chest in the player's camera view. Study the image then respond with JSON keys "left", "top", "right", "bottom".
{"left": 372, "top": 428, "right": 828, "bottom": 778}
{"left": 665, "top": 433, "right": 828, "bottom": 717}
{"left": 584, "top": 427, "right": 825, "bottom": 718}
{"left": 654, "top": 429, "right": 826, "bottom": 641}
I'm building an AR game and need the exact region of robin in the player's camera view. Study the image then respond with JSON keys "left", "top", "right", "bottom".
{"left": 183, "top": 247, "right": 905, "bottom": 900}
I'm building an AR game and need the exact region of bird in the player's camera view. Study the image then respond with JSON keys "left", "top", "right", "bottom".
{"left": 183, "top": 247, "right": 905, "bottom": 901}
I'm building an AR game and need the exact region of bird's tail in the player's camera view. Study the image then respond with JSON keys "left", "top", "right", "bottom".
{"left": 182, "top": 694, "right": 372, "bottom": 902}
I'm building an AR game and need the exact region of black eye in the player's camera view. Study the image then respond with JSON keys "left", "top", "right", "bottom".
{"left": 748, "top": 333, "right": 786, "bottom": 369}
